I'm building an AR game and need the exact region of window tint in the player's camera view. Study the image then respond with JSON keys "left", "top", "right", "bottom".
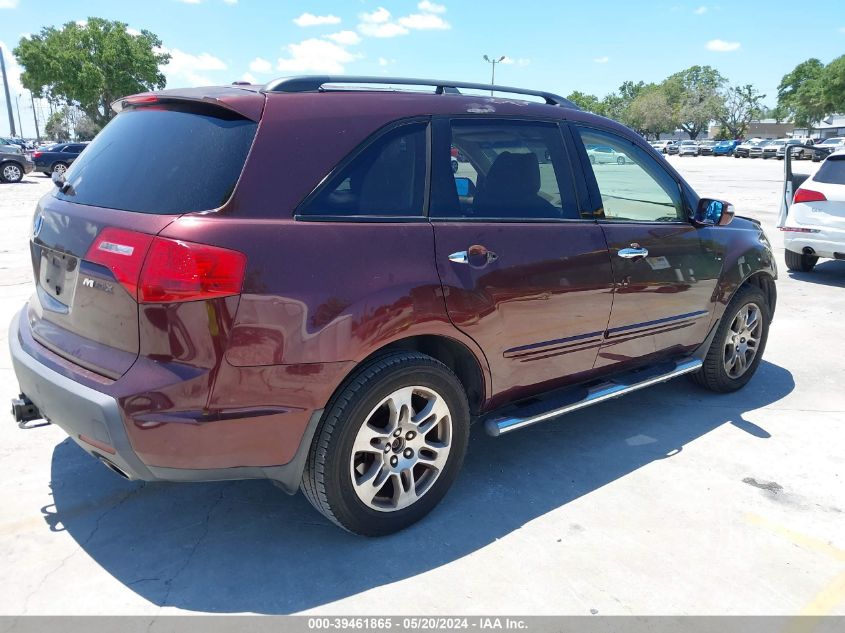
{"left": 300, "top": 122, "right": 427, "bottom": 217}
{"left": 430, "top": 119, "right": 576, "bottom": 220}
{"left": 575, "top": 126, "right": 683, "bottom": 222}
{"left": 814, "top": 157, "right": 845, "bottom": 185}
{"left": 57, "top": 106, "right": 257, "bottom": 214}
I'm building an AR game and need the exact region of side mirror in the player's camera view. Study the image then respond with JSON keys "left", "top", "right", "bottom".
{"left": 694, "top": 198, "right": 734, "bottom": 226}
{"left": 454, "top": 177, "right": 476, "bottom": 197}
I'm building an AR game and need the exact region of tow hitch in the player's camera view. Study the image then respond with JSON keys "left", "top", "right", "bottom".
{"left": 11, "top": 394, "right": 48, "bottom": 429}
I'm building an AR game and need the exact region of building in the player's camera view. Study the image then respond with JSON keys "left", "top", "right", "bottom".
{"left": 793, "top": 115, "right": 845, "bottom": 141}
{"left": 707, "top": 118, "right": 794, "bottom": 140}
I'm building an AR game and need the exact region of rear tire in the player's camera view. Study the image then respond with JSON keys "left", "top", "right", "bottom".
{"left": 784, "top": 249, "right": 818, "bottom": 272}
{"left": 52, "top": 162, "right": 68, "bottom": 175}
{"left": 690, "top": 285, "right": 770, "bottom": 393}
{"left": 301, "top": 351, "right": 470, "bottom": 536}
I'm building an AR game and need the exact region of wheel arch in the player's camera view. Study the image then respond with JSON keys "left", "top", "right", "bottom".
{"left": 359, "top": 334, "right": 489, "bottom": 416}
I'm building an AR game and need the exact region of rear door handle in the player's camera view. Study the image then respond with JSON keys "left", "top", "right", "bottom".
{"left": 449, "top": 245, "right": 498, "bottom": 266}
{"left": 617, "top": 247, "right": 649, "bottom": 259}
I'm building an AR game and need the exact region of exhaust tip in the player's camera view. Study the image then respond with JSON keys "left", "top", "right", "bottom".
{"left": 803, "top": 246, "right": 816, "bottom": 255}
{"left": 97, "top": 456, "right": 131, "bottom": 479}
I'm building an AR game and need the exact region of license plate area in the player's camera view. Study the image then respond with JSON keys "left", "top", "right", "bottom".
{"left": 39, "top": 247, "right": 79, "bottom": 309}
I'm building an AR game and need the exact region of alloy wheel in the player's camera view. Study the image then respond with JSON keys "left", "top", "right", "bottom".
{"left": 53, "top": 163, "right": 67, "bottom": 175}
{"left": 349, "top": 386, "right": 452, "bottom": 512}
{"left": 723, "top": 303, "right": 762, "bottom": 378}
{"left": 2, "top": 164, "right": 22, "bottom": 182}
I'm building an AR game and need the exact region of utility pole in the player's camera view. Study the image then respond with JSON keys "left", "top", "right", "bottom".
{"left": 15, "top": 94, "right": 24, "bottom": 137}
{"left": 30, "top": 91, "right": 40, "bottom": 142}
{"left": 0, "top": 45, "right": 17, "bottom": 136}
{"left": 483, "top": 55, "right": 505, "bottom": 96}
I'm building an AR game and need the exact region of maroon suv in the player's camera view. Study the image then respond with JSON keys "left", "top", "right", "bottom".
{"left": 10, "top": 76, "right": 777, "bottom": 535}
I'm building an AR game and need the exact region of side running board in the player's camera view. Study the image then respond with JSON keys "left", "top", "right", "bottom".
{"left": 484, "top": 358, "right": 702, "bottom": 437}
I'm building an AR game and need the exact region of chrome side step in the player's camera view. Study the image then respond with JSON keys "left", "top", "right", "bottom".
{"left": 484, "top": 358, "right": 703, "bottom": 437}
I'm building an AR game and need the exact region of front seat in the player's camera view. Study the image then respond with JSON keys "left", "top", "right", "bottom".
{"left": 472, "top": 151, "right": 558, "bottom": 218}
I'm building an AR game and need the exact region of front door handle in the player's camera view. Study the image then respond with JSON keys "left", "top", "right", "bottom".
{"left": 449, "top": 245, "right": 498, "bottom": 266}
{"left": 617, "top": 246, "right": 649, "bottom": 259}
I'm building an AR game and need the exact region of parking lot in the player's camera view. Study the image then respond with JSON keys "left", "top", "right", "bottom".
{"left": 0, "top": 156, "right": 843, "bottom": 615}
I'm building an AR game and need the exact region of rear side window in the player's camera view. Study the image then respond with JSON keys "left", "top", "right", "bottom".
{"left": 57, "top": 106, "right": 257, "bottom": 214}
{"left": 299, "top": 122, "right": 427, "bottom": 218}
{"left": 814, "top": 157, "right": 845, "bottom": 185}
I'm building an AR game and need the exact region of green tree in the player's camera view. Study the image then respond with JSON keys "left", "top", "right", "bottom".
{"left": 566, "top": 91, "right": 604, "bottom": 115}
{"left": 718, "top": 84, "right": 766, "bottom": 139}
{"left": 663, "top": 65, "right": 725, "bottom": 139}
{"left": 776, "top": 58, "right": 826, "bottom": 127}
{"left": 14, "top": 18, "right": 169, "bottom": 129}
{"left": 74, "top": 114, "right": 100, "bottom": 141}
{"left": 822, "top": 55, "right": 845, "bottom": 117}
{"left": 625, "top": 88, "right": 676, "bottom": 139}
{"left": 45, "top": 110, "right": 70, "bottom": 141}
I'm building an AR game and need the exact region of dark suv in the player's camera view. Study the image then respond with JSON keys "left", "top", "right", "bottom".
{"left": 10, "top": 77, "right": 777, "bottom": 535}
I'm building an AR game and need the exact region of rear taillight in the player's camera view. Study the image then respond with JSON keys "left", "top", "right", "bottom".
{"left": 86, "top": 228, "right": 246, "bottom": 303}
{"left": 793, "top": 188, "right": 827, "bottom": 204}
{"left": 85, "top": 228, "right": 154, "bottom": 299}
{"left": 139, "top": 237, "right": 246, "bottom": 303}
{"left": 32, "top": 151, "right": 42, "bottom": 158}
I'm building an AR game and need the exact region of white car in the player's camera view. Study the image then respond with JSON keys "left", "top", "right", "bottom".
{"left": 650, "top": 140, "right": 672, "bottom": 153}
{"left": 779, "top": 149, "right": 845, "bottom": 272}
{"left": 677, "top": 140, "right": 700, "bottom": 156}
{"left": 586, "top": 144, "right": 629, "bottom": 165}
{"left": 811, "top": 137, "right": 845, "bottom": 162}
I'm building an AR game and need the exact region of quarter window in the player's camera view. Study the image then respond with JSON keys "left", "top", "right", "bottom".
{"left": 299, "top": 122, "right": 427, "bottom": 217}
{"left": 576, "top": 126, "right": 683, "bottom": 222}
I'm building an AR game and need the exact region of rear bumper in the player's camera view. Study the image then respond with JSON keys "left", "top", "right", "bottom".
{"left": 783, "top": 227, "right": 845, "bottom": 260}
{"left": 9, "top": 309, "right": 322, "bottom": 493}
{"left": 10, "top": 309, "right": 155, "bottom": 481}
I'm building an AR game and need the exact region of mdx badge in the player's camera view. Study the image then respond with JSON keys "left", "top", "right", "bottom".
{"left": 82, "top": 278, "right": 114, "bottom": 293}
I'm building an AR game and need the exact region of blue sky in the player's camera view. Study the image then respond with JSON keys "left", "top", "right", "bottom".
{"left": 2, "top": 0, "right": 844, "bottom": 138}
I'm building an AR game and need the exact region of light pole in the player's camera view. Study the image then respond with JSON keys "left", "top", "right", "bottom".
{"left": 30, "top": 91, "right": 40, "bottom": 142}
{"left": 483, "top": 55, "right": 505, "bottom": 96}
{"left": 15, "top": 94, "right": 24, "bottom": 137}
{"left": 0, "top": 45, "right": 16, "bottom": 136}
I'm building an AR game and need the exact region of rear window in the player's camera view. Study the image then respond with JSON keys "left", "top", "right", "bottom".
{"left": 57, "top": 105, "right": 257, "bottom": 214}
{"left": 814, "top": 157, "right": 845, "bottom": 185}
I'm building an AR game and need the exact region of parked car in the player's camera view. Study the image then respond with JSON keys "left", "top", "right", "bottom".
{"left": 748, "top": 140, "right": 772, "bottom": 159}
{"left": 735, "top": 138, "right": 762, "bottom": 158}
{"left": 9, "top": 76, "right": 777, "bottom": 536}
{"left": 651, "top": 140, "right": 672, "bottom": 153}
{"left": 698, "top": 140, "right": 717, "bottom": 156}
{"left": 712, "top": 140, "right": 740, "bottom": 156}
{"left": 586, "top": 144, "right": 630, "bottom": 164}
{"left": 0, "top": 136, "right": 27, "bottom": 152}
{"left": 776, "top": 138, "right": 814, "bottom": 160}
{"left": 31, "top": 142, "right": 87, "bottom": 176}
{"left": 0, "top": 145, "right": 34, "bottom": 183}
{"left": 677, "top": 140, "right": 700, "bottom": 156}
{"left": 811, "top": 137, "right": 845, "bottom": 162}
{"left": 666, "top": 140, "right": 681, "bottom": 155}
{"left": 779, "top": 149, "right": 845, "bottom": 272}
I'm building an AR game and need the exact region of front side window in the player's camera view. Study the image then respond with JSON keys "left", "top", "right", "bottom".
{"left": 299, "top": 122, "right": 427, "bottom": 217}
{"left": 575, "top": 126, "right": 683, "bottom": 223}
{"left": 430, "top": 119, "right": 577, "bottom": 220}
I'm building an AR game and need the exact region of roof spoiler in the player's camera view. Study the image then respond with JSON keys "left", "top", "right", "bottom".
{"left": 112, "top": 86, "right": 264, "bottom": 121}
{"left": 262, "top": 75, "right": 580, "bottom": 109}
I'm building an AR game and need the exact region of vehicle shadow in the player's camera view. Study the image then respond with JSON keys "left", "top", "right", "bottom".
{"left": 46, "top": 360, "right": 793, "bottom": 614}
{"left": 786, "top": 260, "right": 845, "bottom": 288}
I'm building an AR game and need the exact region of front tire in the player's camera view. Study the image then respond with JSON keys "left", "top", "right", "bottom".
{"left": 690, "top": 285, "right": 770, "bottom": 393}
{"left": 301, "top": 351, "right": 470, "bottom": 536}
{"left": 784, "top": 249, "right": 818, "bottom": 272}
{"left": 1, "top": 162, "right": 24, "bottom": 183}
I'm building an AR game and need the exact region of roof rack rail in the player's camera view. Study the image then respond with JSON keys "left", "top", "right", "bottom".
{"left": 262, "top": 75, "right": 580, "bottom": 109}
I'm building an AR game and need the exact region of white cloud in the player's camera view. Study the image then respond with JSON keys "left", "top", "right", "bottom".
{"left": 501, "top": 57, "right": 530, "bottom": 66}
{"left": 0, "top": 0, "right": 19, "bottom": 8}
{"left": 839, "top": 26, "right": 845, "bottom": 33}
{"left": 417, "top": 0, "right": 446, "bottom": 13}
{"left": 276, "top": 38, "right": 360, "bottom": 74}
{"left": 223, "top": 0, "right": 238, "bottom": 4}
{"left": 75, "top": 19, "right": 88, "bottom": 27}
{"left": 126, "top": 27, "right": 142, "bottom": 37}
{"left": 249, "top": 57, "right": 273, "bottom": 73}
{"left": 397, "top": 13, "right": 450, "bottom": 30}
{"left": 593, "top": 56, "right": 609, "bottom": 63}
{"left": 360, "top": 7, "right": 392, "bottom": 24}
{"left": 378, "top": 57, "right": 391, "bottom": 66}
{"left": 705, "top": 39, "right": 740, "bottom": 52}
{"left": 359, "top": 22, "right": 409, "bottom": 38}
{"left": 325, "top": 30, "right": 362, "bottom": 46}
{"left": 241, "top": 72, "right": 256, "bottom": 83}
{"left": 178, "top": 0, "right": 202, "bottom": 4}
{"left": 293, "top": 12, "right": 341, "bottom": 27}
{"left": 693, "top": 6, "right": 708, "bottom": 15}
{"left": 161, "top": 48, "right": 228, "bottom": 86}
